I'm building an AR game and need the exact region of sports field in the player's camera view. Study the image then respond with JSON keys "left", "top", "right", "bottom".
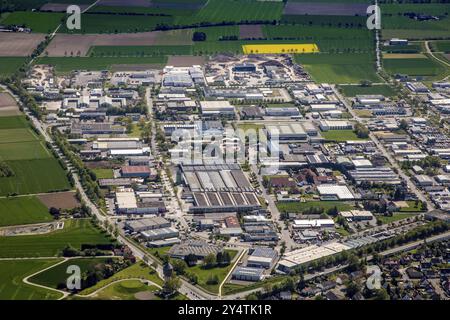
{"left": 0, "top": 219, "right": 115, "bottom": 258}
{"left": 0, "top": 196, "right": 52, "bottom": 227}
{"left": 242, "top": 43, "right": 319, "bottom": 54}
{"left": 0, "top": 259, "right": 63, "bottom": 300}
{"left": 295, "top": 53, "right": 380, "bottom": 84}
{"left": 29, "top": 257, "right": 115, "bottom": 289}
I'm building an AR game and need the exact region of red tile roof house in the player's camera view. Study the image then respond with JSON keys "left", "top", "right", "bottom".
{"left": 121, "top": 166, "right": 156, "bottom": 179}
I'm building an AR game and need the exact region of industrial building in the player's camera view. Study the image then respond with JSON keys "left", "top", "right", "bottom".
{"left": 125, "top": 217, "right": 171, "bottom": 232}
{"left": 121, "top": 166, "right": 156, "bottom": 179}
{"left": 265, "top": 107, "right": 300, "bottom": 117}
{"left": 317, "top": 184, "right": 355, "bottom": 200}
{"left": 141, "top": 227, "right": 179, "bottom": 241}
{"left": 277, "top": 242, "right": 351, "bottom": 272}
{"left": 200, "top": 101, "right": 235, "bottom": 118}
{"left": 340, "top": 210, "right": 374, "bottom": 221}
{"left": 233, "top": 63, "right": 256, "bottom": 73}
{"left": 266, "top": 123, "right": 308, "bottom": 142}
{"left": 232, "top": 266, "right": 264, "bottom": 282}
{"left": 247, "top": 247, "right": 278, "bottom": 269}
{"left": 71, "top": 122, "right": 126, "bottom": 135}
{"left": 349, "top": 167, "right": 401, "bottom": 185}
{"left": 168, "top": 240, "right": 223, "bottom": 259}
{"left": 319, "top": 120, "right": 353, "bottom": 131}
{"left": 292, "top": 219, "right": 335, "bottom": 229}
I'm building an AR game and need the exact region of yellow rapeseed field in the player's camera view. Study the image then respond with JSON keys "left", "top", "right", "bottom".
{"left": 242, "top": 43, "right": 319, "bottom": 54}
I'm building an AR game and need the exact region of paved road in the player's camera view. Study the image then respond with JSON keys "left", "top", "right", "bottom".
{"left": 250, "top": 164, "right": 296, "bottom": 250}
{"left": 380, "top": 230, "right": 450, "bottom": 257}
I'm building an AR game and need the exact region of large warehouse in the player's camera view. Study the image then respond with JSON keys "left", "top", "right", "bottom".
{"left": 180, "top": 163, "right": 261, "bottom": 213}
{"left": 277, "top": 242, "right": 351, "bottom": 272}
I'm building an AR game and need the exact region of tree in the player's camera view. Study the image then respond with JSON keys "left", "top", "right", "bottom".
{"left": 171, "top": 259, "right": 187, "bottom": 275}
{"left": 49, "top": 207, "right": 61, "bottom": 218}
{"left": 354, "top": 122, "right": 369, "bottom": 139}
{"left": 345, "top": 281, "right": 360, "bottom": 298}
{"left": 162, "top": 276, "right": 181, "bottom": 296}
{"left": 374, "top": 288, "right": 390, "bottom": 300}
{"left": 192, "top": 31, "right": 207, "bottom": 41}
{"left": 399, "top": 119, "right": 408, "bottom": 131}
{"left": 216, "top": 251, "right": 231, "bottom": 266}
{"left": 184, "top": 253, "right": 198, "bottom": 267}
{"left": 203, "top": 253, "right": 216, "bottom": 268}
{"left": 206, "top": 274, "right": 219, "bottom": 285}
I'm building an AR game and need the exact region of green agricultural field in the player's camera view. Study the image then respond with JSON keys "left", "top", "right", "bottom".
{"left": 276, "top": 201, "right": 354, "bottom": 214}
{"left": 381, "top": 3, "right": 450, "bottom": 40}
{"left": 295, "top": 53, "right": 380, "bottom": 84}
{"left": 0, "top": 128, "right": 38, "bottom": 143}
{"left": 0, "top": 140, "right": 50, "bottom": 160}
{"left": 59, "top": 14, "right": 173, "bottom": 34}
{"left": 383, "top": 56, "right": 446, "bottom": 77}
{"left": 34, "top": 57, "right": 167, "bottom": 73}
{"left": 0, "top": 196, "right": 52, "bottom": 227}
{"left": 0, "top": 218, "right": 115, "bottom": 258}
{"left": 0, "top": 159, "right": 71, "bottom": 196}
{"left": 1, "top": 11, "right": 64, "bottom": 33}
{"left": 88, "top": 5, "right": 198, "bottom": 16}
{"left": 0, "top": 259, "right": 63, "bottom": 300}
{"left": 382, "top": 44, "right": 422, "bottom": 54}
{"left": 430, "top": 41, "right": 450, "bottom": 53}
{"left": 0, "top": 57, "right": 27, "bottom": 78}
{"left": 0, "top": 115, "right": 71, "bottom": 195}
{"left": 339, "top": 85, "right": 398, "bottom": 97}
{"left": 262, "top": 25, "right": 374, "bottom": 52}
{"left": 321, "top": 129, "right": 366, "bottom": 141}
{"left": 176, "top": 0, "right": 284, "bottom": 25}
{"left": 29, "top": 257, "right": 115, "bottom": 289}
{"left": 0, "top": 116, "right": 28, "bottom": 129}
